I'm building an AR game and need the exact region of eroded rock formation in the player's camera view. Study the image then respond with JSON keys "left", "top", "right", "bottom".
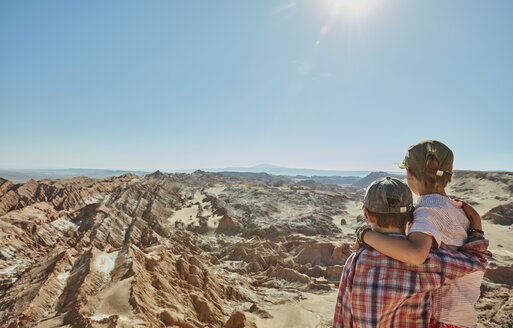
{"left": 1, "top": 170, "right": 511, "bottom": 327}
{"left": 0, "top": 172, "right": 354, "bottom": 327}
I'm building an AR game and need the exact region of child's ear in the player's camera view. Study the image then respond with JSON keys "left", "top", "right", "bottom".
{"left": 406, "top": 169, "right": 413, "bottom": 181}
{"left": 363, "top": 208, "right": 376, "bottom": 223}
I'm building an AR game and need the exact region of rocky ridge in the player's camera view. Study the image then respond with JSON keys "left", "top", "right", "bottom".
{"left": 0, "top": 171, "right": 355, "bottom": 327}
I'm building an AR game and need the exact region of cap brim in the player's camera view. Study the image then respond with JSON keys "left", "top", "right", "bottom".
{"left": 395, "top": 162, "right": 406, "bottom": 169}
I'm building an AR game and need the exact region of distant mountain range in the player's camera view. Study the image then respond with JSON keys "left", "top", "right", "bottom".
{"left": 0, "top": 168, "right": 148, "bottom": 183}
{"left": 0, "top": 165, "right": 405, "bottom": 187}
{"left": 187, "top": 164, "right": 398, "bottom": 178}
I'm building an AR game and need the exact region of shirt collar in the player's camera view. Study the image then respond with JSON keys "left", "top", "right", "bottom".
{"left": 417, "top": 193, "right": 449, "bottom": 205}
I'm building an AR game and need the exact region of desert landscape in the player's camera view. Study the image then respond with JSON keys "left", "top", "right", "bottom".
{"left": 0, "top": 170, "right": 511, "bottom": 328}
{"left": 2, "top": 0, "right": 512, "bottom": 326}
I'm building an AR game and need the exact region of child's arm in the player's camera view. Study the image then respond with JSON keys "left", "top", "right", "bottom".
{"left": 363, "top": 201, "right": 483, "bottom": 265}
{"left": 460, "top": 200, "right": 483, "bottom": 233}
{"left": 362, "top": 231, "right": 433, "bottom": 265}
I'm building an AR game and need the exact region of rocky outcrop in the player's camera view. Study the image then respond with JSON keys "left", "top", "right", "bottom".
{"left": 295, "top": 242, "right": 349, "bottom": 267}
{"left": 225, "top": 310, "right": 257, "bottom": 328}
{"left": 484, "top": 264, "right": 513, "bottom": 286}
{"left": 216, "top": 213, "right": 242, "bottom": 235}
{"left": 0, "top": 178, "right": 14, "bottom": 197}
{"left": 483, "top": 203, "right": 513, "bottom": 225}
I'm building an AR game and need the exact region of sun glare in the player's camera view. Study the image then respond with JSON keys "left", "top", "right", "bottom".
{"left": 328, "top": 0, "right": 382, "bottom": 19}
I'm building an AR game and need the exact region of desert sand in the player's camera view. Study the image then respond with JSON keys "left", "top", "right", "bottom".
{"left": 0, "top": 170, "right": 511, "bottom": 327}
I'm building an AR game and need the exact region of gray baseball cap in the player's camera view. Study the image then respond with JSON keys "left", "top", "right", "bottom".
{"left": 398, "top": 140, "right": 453, "bottom": 176}
{"left": 363, "top": 177, "right": 413, "bottom": 213}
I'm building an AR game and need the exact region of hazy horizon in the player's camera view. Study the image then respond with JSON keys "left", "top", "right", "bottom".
{"left": 0, "top": 160, "right": 512, "bottom": 174}
{"left": 2, "top": 163, "right": 510, "bottom": 174}
{"left": 2, "top": 1, "right": 512, "bottom": 172}
{"left": 0, "top": 164, "right": 395, "bottom": 174}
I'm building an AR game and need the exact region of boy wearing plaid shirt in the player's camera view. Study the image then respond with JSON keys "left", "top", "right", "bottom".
{"left": 333, "top": 177, "right": 489, "bottom": 328}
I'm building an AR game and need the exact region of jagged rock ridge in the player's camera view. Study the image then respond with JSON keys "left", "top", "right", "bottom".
{"left": 0, "top": 171, "right": 355, "bottom": 327}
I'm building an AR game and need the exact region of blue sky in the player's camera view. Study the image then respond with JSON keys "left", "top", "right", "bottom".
{"left": 1, "top": 0, "right": 512, "bottom": 171}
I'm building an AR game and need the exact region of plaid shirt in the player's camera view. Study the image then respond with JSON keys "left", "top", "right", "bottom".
{"left": 333, "top": 236, "right": 490, "bottom": 328}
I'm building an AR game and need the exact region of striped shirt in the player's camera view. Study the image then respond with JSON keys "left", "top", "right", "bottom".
{"left": 333, "top": 237, "right": 490, "bottom": 328}
{"left": 409, "top": 194, "right": 484, "bottom": 327}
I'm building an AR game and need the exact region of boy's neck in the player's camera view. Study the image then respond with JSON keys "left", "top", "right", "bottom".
{"left": 372, "top": 225, "right": 405, "bottom": 235}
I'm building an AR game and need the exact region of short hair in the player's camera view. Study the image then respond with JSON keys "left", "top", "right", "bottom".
{"left": 366, "top": 198, "right": 413, "bottom": 229}
{"left": 408, "top": 154, "right": 452, "bottom": 190}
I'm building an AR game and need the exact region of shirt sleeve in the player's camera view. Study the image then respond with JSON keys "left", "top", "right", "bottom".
{"left": 408, "top": 208, "right": 443, "bottom": 247}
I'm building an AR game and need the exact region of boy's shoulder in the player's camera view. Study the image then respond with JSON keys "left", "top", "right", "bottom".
{"left": 353, "top": 244, "right": 443, "bottom": 277}
{"left": 355, "top": 236, "right": 415, "bottom": 268}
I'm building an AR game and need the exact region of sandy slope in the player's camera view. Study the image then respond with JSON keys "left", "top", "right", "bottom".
{"left": 246, "top": 292, "right": 337, "bottom": 328}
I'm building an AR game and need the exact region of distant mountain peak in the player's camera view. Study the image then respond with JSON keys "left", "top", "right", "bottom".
{"left": 352, "top": 171, "right": 406, "bottom": 188}
{"left": 251, "top": 164, "right": 282, "bottom": 169}
{"left": 148, "top": 170, "right": 165, "bottom": 178}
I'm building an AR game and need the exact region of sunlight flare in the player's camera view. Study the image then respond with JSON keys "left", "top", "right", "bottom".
{"left": 328, "top": 0, "right": 383, "bottom": 19}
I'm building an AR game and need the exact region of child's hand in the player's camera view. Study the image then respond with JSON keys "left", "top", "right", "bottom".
{"left": 353, "top": 225, "right": 371, "bottom": 251}
{"left": 352, "top": 239, "right": 361, "bottom": 251}
{"left": 456, "top": 199, "right": 483, "bottom": 232}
